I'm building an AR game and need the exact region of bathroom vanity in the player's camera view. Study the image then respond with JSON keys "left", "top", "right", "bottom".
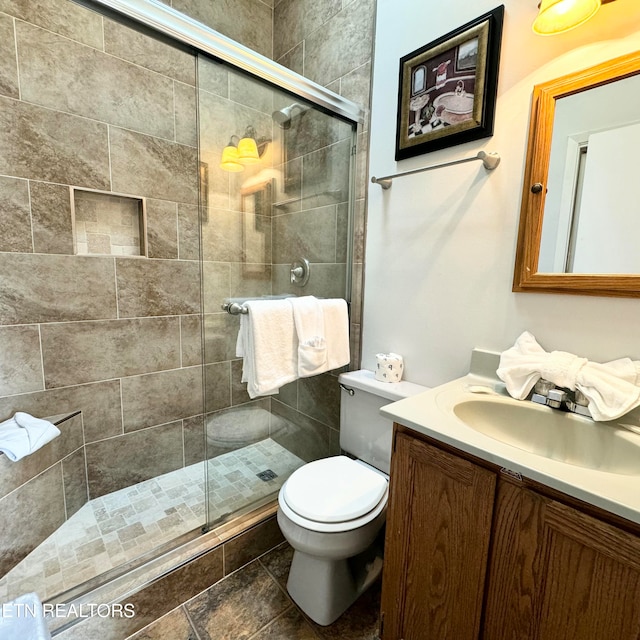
{"left": 379, "top": 354, "right": 640, "bottom": 640}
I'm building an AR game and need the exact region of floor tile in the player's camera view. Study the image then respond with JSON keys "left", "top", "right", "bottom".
{"left": 126, "top": 606, "right": 198, "bottom": 639}
{"left": 311, "top": 580, "right": 382, "bottom": 640}
{"left": 259, "top": 542, "right": 294, "bottom": 588}
{"left": 250, "top": 606, "right": 320, "bottom": 639}
{"left": 186, "top": 560, "right": 290, "bottom": 640}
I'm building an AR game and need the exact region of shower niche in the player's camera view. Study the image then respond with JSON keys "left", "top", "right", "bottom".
{"left": 72, "top": 188, "right": 147, "bottom": 257}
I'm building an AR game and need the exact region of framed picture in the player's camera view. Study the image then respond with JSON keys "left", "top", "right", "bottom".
{"left": 395, "top": 6, "right": 504, "bottom": 161}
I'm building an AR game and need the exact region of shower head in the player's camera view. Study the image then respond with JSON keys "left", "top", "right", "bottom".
{"left": 272, "top": 102, "right": 308, "bottom": 129}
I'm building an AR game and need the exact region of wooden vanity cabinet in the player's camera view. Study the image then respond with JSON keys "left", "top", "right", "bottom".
{"left": 379, "top": 430, "right": 497, "bottom": 640}
{"left": 483, "top": 478, "right": 640, "bottom": 640}
{"left": 380, "top": 425, "right": 640, "bottom": 640}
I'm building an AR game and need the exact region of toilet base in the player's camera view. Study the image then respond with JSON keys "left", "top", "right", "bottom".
{"left": 286, "top": 529, "right": 385, "bottom": 626}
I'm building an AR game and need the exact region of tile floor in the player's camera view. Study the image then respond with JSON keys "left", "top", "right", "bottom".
{"left": 126, "top": 542, "right": 382, "bottom": 640}
{"left": 0, "top": 439, "right": 304, "bottom": 603}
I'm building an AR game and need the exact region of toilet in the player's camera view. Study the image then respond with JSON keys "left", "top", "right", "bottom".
{"left": 277, "top": 369, "right": 428, "bottom": 625}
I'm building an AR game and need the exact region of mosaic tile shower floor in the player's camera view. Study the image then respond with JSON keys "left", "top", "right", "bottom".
{"left": 0, "top": 438, "right": 304, "bottom": 603}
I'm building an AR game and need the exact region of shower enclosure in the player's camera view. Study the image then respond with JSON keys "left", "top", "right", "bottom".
{"left": 0, "top": 0, "right": 362, "bottom": 614}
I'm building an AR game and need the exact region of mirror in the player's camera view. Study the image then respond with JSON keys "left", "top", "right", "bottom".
{"left": 513, "top": 51, "right": 640, "bottom": 297}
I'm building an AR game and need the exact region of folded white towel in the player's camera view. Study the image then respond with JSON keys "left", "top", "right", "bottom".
{"left": 320, "top": 298, "right": 351, "bottom": 372}
{"left": 0, "top": 413, "right": 60, "bottom": 462}
{"left": 497, "top": 331, "right": 640, "bottom": 421}
{"left": 0, "top": 592, "right": 51, "bottom": 640}
{"left": 289, "top": 296, "right": 328, "bottom": 377}
{"left": 236, "top": 299, "right": 298, "bottom": 398}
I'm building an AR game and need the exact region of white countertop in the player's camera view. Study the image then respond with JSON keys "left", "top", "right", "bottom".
{"left": 381, "top": 372, "right": 640, "bottom": 526}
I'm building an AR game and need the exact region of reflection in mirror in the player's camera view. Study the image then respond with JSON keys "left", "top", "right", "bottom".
{"left": 513, "top": 51, "right": 640, "bottom": 297}
{"left": 539, "top": 75, "right": 640, "bottom": 274}
{"left": 241, "top": 180, "right": 272, "bottom": 279}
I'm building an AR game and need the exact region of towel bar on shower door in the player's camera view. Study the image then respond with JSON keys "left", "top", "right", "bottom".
{"left": 221, "top": 292, "right": 297, "bottom": 315}
{"left": 222, "top": 302, "right": 249, "bottom": 315}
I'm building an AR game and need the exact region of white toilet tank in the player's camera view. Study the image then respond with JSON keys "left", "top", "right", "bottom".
{"left": 338, "top": 370, "right": 428, "bottom": 475}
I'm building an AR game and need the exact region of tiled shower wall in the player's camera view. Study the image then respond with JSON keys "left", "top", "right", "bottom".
{"left": 0, "top": 0, "right": 375, "bottom": 569}
{"left": 178, "top": 0, "right": 376, "bottom": 463}
{"left": 165, "top": 0, "right": 376, "bottom": 365}
{"left": 197, "top": 58, "right": 354, "bottom": 463}
{"left": 271, "top": 0, "right": 375, "bottom": 444}
{"left": 273, "top": 0, "right": 375, "bottom": 360}
{"left": 0, "top": 0, "right": 203, "bottom": 508}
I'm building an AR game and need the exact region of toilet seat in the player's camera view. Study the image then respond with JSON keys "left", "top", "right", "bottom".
{"left": 279, "top": 456, "right": 389, "bottom": 533}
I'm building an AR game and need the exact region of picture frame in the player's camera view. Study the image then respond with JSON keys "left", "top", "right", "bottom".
{"left": 395, "top": 6, "right": 504, "bottom": 161}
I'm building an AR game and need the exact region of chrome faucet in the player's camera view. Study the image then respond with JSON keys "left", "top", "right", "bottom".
{"left": 530, "top": 379, "right": 591, "bottom": 417}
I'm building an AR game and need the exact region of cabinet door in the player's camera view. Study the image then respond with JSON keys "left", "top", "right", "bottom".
{"left": 484, "top": 480, "right": 640, "bottom": 640}
{"left": 380, "top": 431, "right": 496, "bottom": 640}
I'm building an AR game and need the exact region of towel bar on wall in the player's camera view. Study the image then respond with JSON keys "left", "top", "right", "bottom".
{"left": 371, "top": 150, "right": 501, "bottom": 189}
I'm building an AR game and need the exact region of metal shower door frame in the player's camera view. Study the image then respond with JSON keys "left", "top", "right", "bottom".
{"left": 73, "top": 0, "right": 365, "bottom": 126}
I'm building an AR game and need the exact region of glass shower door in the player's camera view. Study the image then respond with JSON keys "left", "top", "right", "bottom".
{"left": 197, "top": 53, "right": 357, "bottom": 528}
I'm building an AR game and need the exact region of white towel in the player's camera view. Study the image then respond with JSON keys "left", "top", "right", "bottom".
{"left": 0, "top": 592, "right": 51, "bottom": 640}
{"left": 320, "top": 298, "right": 351, "bottom": 372}
{"left": 236, "top": 299, "right": 297, "bottom": 398}
{"left": 497, "top": 331, "right": 640, "bottom": 421}
{"left": 0, "top": 413, "right": 60, "bottom": 462}
{"left": 289, "top": 296, "right": 328, "bottom": 377}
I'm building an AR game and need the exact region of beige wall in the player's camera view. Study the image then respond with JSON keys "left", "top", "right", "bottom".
{"left": 365, "top": 0, "right": 640, "bottom": 385}
{"left": 0, "top": 413, "right": 84, "bottom": 577}
{"left": 166, "top": 0, "right": 274, "bottom": 58}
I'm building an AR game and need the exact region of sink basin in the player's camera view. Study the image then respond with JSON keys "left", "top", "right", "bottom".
{"left": 453, "top": 398, "right": 640, "bottom": 475}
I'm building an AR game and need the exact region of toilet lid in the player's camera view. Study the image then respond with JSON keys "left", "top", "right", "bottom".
{"left": 283, "top": 456, "right": 387, "bottom": 523}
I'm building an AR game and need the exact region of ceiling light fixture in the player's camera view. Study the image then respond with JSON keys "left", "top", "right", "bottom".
{"left": 532, "top": 0, "right": 616, "bottom": 35}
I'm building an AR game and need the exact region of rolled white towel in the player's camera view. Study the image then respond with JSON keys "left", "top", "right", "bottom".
{"left": 497, "top": 331, "right": 640, "bottom": 421}
{"left": 0, "top": 592, "right": 51, "bottom": 639}
{"left": 0, "top": 413, "right": 60, "bottom": 462}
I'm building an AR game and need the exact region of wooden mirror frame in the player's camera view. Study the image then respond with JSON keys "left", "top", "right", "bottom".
{"left": 513, "top": 51, "right": 640, "bottom": 298}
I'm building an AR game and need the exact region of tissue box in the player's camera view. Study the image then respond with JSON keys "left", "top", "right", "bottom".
{"left": 375, "top": 353, "right": 404, "bottom": 383}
